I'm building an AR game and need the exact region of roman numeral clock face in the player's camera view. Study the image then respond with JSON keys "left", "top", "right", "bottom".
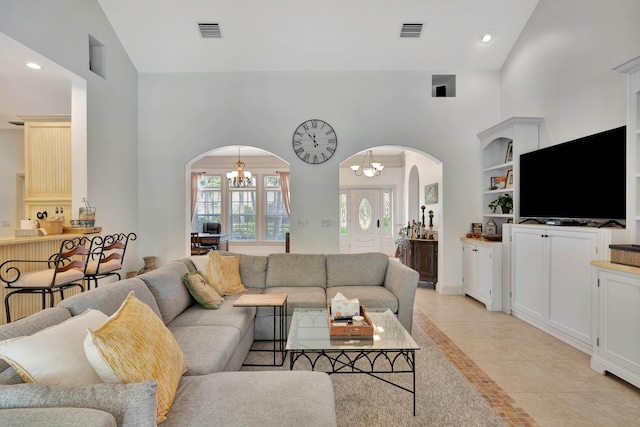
{"left": 292, "top": 119, "right": 337, "bottom": 164}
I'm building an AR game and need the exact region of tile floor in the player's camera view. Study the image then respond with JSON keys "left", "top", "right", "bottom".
{"left": 413, "top": 287, "right": 640, "bottom": 427}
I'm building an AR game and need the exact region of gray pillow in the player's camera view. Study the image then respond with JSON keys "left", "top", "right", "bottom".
{"left": 0, "top": 381, "right": 157, "bottom": 427}
{"left": 0, "top": 407, "right": 117, "bottom": 427}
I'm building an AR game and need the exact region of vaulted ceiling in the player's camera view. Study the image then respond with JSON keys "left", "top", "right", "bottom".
{"left": 0, "top": 1, "right": 539, "bottom": 129}
{"left": 98, "top": 0, "right": 538, "bottom": 73}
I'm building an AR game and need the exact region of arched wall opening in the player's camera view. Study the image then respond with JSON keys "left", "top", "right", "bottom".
{"left": 338, "top": 146, "right": 443, "bottom": 284}
{"left": 185, "top": 145, "right": 290, "bottom": 256}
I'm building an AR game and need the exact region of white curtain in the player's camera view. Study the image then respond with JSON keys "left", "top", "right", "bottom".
{"left": 278, "top": 172, "right": 290, "bottom": 218}
{"left": 190, "top": 172, "right": 203, "bottom": 223}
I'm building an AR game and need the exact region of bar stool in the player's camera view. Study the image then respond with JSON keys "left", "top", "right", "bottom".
{"left": 0, "top": 236, "right": 91, "bottom": 322}
{"left": 85, "top": 232, "right": 137, "bottom": 289}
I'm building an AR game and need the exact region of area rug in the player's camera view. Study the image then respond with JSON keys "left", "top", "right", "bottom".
{"left": 241, "top": 311, "right": 510, "bottom": 427}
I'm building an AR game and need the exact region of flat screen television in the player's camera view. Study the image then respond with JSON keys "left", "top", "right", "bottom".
{"left": 519, "top": 126, "right": 626, "bottom": 223}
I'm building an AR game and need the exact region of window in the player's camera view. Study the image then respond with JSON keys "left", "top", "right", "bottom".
{"left": 339, "top": 193, "right": 348, "bottom": 235}
{"left": 229, "top": 178, "right": 256, "bottom": 240}
{"left": 194, "top": 173, "right": 290, "bottom": 242}
{"left": 264, "top": 176, "right": 289, "bottom": 240}
{"left": 194, "top": 175, "right": 222, "bottom": 231}
{"left": 382, "top": 190, "right": 391, "bottom": 235}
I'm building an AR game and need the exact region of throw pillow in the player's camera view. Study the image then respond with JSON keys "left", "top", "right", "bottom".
{"left": 84, "top": 292, "right": 188, "bottom": 424}
{"left": 207, "top": 250, "right": 247, "bottom": 296}
{"left": 0, "top": 309, "right": 108, "bottom": 387}
{"left": 189, "top": 254, "right": 209, "bottom": 280}
{"left": 182, "top": 271, "right": 224, "bottom": 309}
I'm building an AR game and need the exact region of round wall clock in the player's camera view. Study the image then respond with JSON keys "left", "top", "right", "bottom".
{"left": 292, "top": 119, "right": 337, "bottom": 164}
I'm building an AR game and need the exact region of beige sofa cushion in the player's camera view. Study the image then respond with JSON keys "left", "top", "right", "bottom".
{"left": 266, "top": 254, "right": 327, "bottom": 288}
{"left": 326, "top": 253, "right": 388, "bottom": 287}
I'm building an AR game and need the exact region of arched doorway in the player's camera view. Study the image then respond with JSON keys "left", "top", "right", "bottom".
{"left": 339, "top": 147, "right": 442, "bottom": 259}
{"left": 186, "top": 146, "right": 290, "bottom": 255}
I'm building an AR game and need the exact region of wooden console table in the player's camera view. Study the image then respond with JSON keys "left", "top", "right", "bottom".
{"left": 399, "top": 239, "right": 438, "bottom": 285}
{"left": 197, "top": 233, "right": 229, "bottom": 251}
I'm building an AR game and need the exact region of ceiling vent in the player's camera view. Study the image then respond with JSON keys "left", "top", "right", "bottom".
{"left": 400, "top": 23, "right": 422, "bottom": 38}
{"left": 198, "top": 22, "right": 222, "bottom": 38}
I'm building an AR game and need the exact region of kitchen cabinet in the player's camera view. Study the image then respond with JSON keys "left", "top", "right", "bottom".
{"left": 461, "top": 238, "right": 502, "bottom": 311}
{"left": 21, "top": 115, "right": 72, "bottom": 225}
{"left": 591, "top": 261, "right": 640, "bottom": 389}
{"left": 400, "top": 239, "right": 437, "bottom": 285}
{"left": 510, "top": 224, "right": 620, "bottom": 354}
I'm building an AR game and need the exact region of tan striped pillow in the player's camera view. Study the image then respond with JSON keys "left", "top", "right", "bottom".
{"left": 207, "top": 250, "right": 247, "bottom": 295}
{"left": 84, "top": 292, "right": 188, "bottom": 423}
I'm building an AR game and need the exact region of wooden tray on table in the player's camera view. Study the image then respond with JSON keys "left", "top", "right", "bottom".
{"left": 328, "top": 305, "right": 374, "bottom": 338}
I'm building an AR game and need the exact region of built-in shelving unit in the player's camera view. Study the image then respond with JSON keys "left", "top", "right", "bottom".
{"left": 477, "top": 117, "right": 542, "bottom": 234}
{"left": 615, "top": 56, "right": 640, "bottom": 243}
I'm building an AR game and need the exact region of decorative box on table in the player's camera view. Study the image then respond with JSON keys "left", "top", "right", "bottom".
{"left": 609, "top": 244, "right": 640, "bottom": 268}
{"left": 328, "top": 305, "right": 374, "bottom": 338}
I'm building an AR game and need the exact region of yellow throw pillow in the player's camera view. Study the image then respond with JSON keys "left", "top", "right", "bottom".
{"left": 84, "top": 292, "right": 188, "bottom": 424}
{"left": 207, "top": 250, "right": 247, "bottom": 296}
{"left": 182, "top": 271, "right": 224, "bottom": 309}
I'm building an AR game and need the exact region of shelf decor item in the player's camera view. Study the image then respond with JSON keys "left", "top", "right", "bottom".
{"left": 488, "top": 194, "right": 513, "bottom": 214}
{"left": 505, "top": 169, "right": 514, "bottom": 189}
{"left": 504, "top": 141, "right": 513, "bottom": 163}
{"left": 485, "top": 219, "right": 497, "bottom": 235}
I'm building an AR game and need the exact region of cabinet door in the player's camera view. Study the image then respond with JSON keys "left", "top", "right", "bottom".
{"left": 414, "top": 241, "right": 436, "bottom": 281}
{"left": 462, "top": 243, "right": 477, "bottom": 292}
{"left": 598, "top": 271, "right": 640, "bottom": 373}
{"left": 547, "top": 230, "right": 596, "bottom": 344}
{"left": 511, "top": 227, "right": 545, "bottom": 321}
{"left": 476, "top": 245, "right": 494, "bottom": 299}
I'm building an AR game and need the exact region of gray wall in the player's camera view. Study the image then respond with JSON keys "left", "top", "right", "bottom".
{"left": 0, "top": 0, "right": 140, "bottom": 271}
{"left": 2, "top": 0, "right": 639, "bottom": 290}
{"left": 138, "top": 70, "right": 500, "bottom": 291}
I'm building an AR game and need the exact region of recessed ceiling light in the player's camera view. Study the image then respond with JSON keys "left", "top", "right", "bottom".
{"left": 479, "top": 31, "right": 494, "bottom": 44}
{"left": 26, "top": 62, "right": 42, "bottom": 70}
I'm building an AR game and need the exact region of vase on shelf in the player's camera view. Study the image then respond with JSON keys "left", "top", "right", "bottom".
{"left": 500, "top": 206, "right": 512, "bottom": 214}
{"left": 138, "top": 256, "right": 157, "bottom": 275}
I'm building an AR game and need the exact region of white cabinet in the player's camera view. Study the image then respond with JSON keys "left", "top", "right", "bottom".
{"left": 510, "top": 225, "right": 618, "bottom": 354}
{"left": 477, "top": 117, "right": 542, "bottom": 234}
{"left": 461, "top": 238, "right": 502, "bottom": 311}
{"left": 591, "top": 262, "right": 640, "bottom": 389}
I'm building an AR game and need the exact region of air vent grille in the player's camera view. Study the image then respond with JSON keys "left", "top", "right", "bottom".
{"left": 199, "top": 23, "right": 222, "bottom": 38}
{"left": 400, "top": 23, "right": 422, "bottom": 38}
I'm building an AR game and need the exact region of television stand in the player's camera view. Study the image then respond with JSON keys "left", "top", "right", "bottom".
{"left": 597, "top": 220, "right": 625, "bottom": 229}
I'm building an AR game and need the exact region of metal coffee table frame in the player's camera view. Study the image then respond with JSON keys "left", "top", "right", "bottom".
{"left": 286, "top": 308, "right": 419, "bottom": 415}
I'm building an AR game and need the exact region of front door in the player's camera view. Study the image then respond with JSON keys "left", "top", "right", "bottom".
{"left": 350, "top": 189, "right": 381, "bottom": 253}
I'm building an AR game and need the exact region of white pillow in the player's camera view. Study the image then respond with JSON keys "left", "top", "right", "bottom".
{"left": 189, "top": 254, "right": 210, "bottom": 279}
{"left": 0, "top": 309, "right": 109, "bottom": 387}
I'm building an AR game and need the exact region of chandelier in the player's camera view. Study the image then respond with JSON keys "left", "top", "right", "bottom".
{"left": 350, "top": 150, "right": 384, "bottom": 177}
{"left": 226, "top": 149, "right": 252, "bottom": 188}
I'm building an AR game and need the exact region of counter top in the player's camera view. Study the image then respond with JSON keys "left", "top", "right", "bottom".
{"left": 0, "top": 230, "right": 100, "bottom": 247}
{"left": 460, "top": 237, "right": 502, "bottom": 245}
{"left": 591, "top": 260, "right": 640, "bottom": 275}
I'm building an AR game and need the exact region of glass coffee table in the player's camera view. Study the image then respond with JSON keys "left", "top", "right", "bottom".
{"left": 286, "top": 308, "right": 420, "bottom": 415}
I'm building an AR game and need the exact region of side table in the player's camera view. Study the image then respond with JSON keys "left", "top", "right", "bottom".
{"left": 233, "top": 293, "right": 288, "bottom": 366}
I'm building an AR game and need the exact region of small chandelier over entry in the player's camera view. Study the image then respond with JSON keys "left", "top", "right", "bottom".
{"left": 351, "top": 150, "right": 384, "bottom": 177}
{"left": 226, "top": 148, "right": 252, "bottom": 188}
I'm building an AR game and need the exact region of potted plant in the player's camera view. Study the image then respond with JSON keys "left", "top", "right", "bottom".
{"left": 488, "top": 194, "right": 513, "bottom": 214}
